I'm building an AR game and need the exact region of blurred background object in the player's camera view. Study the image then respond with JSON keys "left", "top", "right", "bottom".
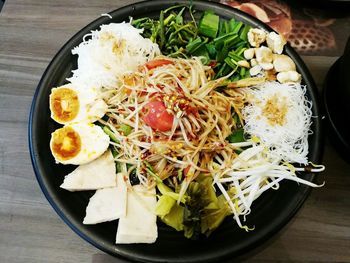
{"left": 221, "top": 0, "right": 293, "bottom": 38}
{"left": 284, "top": 0, "right": 350, "bottom": 9}
{"left": 323, "top": 37, "right": 350, "bottom": 163}
{"left": 221, "top": 0, "right": 350, "bottom": 56}
{"left": 0, "top": 0, "right": 5, "bottom": 12}
{"left": 288, "top": 19, "right": 336, "bottom": 55}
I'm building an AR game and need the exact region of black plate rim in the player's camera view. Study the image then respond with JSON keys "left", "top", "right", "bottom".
{"left": 28, "top": 0, "right": 324, "bottom": 262}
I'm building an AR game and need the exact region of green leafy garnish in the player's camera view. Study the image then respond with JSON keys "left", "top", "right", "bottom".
{"left": 133, "top": 6, "right": 252, "bottom": 81}
{"left": 227, "top": 128, "right": 245, "bottom": 143}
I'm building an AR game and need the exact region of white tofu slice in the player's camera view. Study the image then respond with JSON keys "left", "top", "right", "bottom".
{"left": 60, "top": 150, "right": 117, "bottom": 191}
{"left": 116, "top": 185, "right": 157, "bottom": 244}
{"left": 83, "top": 173, "right": 127, "bottom": 224}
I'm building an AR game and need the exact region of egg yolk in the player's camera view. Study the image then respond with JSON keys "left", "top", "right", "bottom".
{"left": 51, "top": 126, "right": 81, "bottom": 161}
{"left": 50, "top": 87, "right": 80, "bottom": 123}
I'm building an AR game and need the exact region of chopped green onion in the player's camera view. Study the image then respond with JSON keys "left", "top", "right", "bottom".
{"left": 240, "top": 67, "right": 246, "bottom": 77}
{"left": 239, "top": 25, "right": 251, "bottom": 41}
{"left": 110, "top": 147, "right": 122, "bottom": 173}
{"left": 228, "top": 18, "right": 236, "bottom": 32}
{"left": 111, "top": 147, "right": 118, "bottom": 158}
{"left": 232, "top": 21, "right": 243, "bottom": 34}
{"left": 216, "top": 45, "right": 229, "bottom": 62}
{"left": 228, "top": 51, "right": 244, "bottom": 61}
{"left": 144, "top": 161, "right": 162, "bottom": 183}
{"left": 213, "top": 32, "right": 236, "bottom": 49}
{"left": 199, "top": 11, "right": 219, "bottom": 38}
{"left": 224, "top": 35, "right": 240, "bottom": 47}
{"left": 224, "top": 20, "right": 230, "bottom": 35}
{"left": 218, "top": 20, "right": 226, "bottom": 37}
{"left": 103, "top": 126, "right": 119, "bottom": 143}
{"left": 224, "top": 57, "right": 237, "bottom": 69}
{"left": 186, "top": 37, "right": 202, "bottom": 54}
{"left": 205, "top": 43, "right": 216, "bottom": 58}
{"left": 119, "top": 124, "right": 132, "bottom": 136}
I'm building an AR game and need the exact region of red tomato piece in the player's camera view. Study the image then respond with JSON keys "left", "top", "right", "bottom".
{"left": 145, "top": 59, "right": 174, "bottom": 70}
{"left": 183, "top": 166, "right": 191, "bottom": 176}
{"left": 142, "top": 101, "right": 174, "bottom": 132}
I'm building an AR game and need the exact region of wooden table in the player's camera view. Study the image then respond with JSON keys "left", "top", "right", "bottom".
{"left": 1, "top": 0, "right": 350, "bottom": 262}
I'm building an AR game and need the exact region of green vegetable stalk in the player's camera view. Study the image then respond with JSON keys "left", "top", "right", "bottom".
{"left": 143, "top": 161, "right": 162, "bottom": 183}
{"left": 133, "top": 5, "right": 252, "bottom": 82}
{"left": 103, "top": 126, "right": 119, "bottom": 143}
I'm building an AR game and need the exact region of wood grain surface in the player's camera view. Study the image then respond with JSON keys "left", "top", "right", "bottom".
{"left": 0, "top": 1, "right": 350, "bottom": 262}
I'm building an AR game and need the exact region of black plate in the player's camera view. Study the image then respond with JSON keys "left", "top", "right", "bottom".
{"left": 28, "top": 1, "right": 323, "bottom": 262}
{"left": 323, "top": 57, "right": 350, "bottom": 162}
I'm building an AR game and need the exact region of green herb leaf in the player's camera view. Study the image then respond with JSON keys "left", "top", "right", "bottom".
{"left": 227, "top": 128, "right": 245, "bottom": 143}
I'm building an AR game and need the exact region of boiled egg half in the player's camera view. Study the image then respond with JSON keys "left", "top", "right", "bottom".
{"left": 49, "top": 84, "right": 107, "bottom": 124}
{"left": 50, "top": 123, "right": 110, "bottom": 165}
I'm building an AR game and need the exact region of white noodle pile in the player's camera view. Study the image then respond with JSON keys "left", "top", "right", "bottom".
{"left": 68, "top": 22, "right": 160, "bottom": 90}
{"left": 242, "top": 82, "right": 312, "bottom": 164}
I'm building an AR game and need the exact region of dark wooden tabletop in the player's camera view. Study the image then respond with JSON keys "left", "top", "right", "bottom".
{"left": 1, "top": 0, "right": 350, "bottom": 262}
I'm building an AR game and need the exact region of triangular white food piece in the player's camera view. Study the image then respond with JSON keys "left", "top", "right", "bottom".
{"left": 60, "top": 150, "right": 117, "bottom": 191}
{"left": 116, "top": 185, "right": 157, "bottom": 244}
{"left": 83, "top": 173, "right": 127, "bottom": 224}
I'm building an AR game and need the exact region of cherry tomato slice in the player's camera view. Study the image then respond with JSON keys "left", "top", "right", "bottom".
{"left": 142, "top": 101, "right": 174, "bottom": 132}
{"left": 145, "top": 59, "right": 174, "bottom": 70}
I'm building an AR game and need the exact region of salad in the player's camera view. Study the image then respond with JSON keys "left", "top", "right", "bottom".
{"left": 48, "top": 5, "right": 324, "bottom": 243}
